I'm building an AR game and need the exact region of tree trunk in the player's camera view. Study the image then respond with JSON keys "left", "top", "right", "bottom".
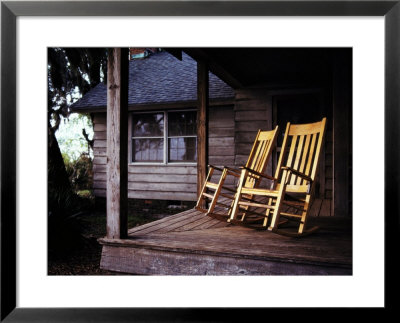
{"left": 48, "top": 124, "right": 74, "bottom": 216}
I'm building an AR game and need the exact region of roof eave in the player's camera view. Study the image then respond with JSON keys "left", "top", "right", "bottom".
{"left": 70, "top": 97, "right": 235, "bottom": 114}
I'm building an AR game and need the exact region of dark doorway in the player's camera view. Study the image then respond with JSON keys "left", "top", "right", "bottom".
{"left": 272, "top": 91, "right": 329, "bottom": 200}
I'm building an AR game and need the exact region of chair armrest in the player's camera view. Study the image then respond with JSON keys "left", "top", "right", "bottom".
{"left": 224, "top": 166, "right": 241, "bottom": 174}
{"left": 240, "top": 166, "right": 276, "bottom": 181}
{"left": 281, "top": 166, "right": 313, "bottom": 183}
{"left": 207, "top": 165, "right": 241, "bottom": 177}
{"left": 208, "top": 164, "right": 225, "bottom": 172}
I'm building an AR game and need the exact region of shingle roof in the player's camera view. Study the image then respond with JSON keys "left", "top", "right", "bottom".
{"left": 70, "top": 51, "right": 234, "bottom": 111}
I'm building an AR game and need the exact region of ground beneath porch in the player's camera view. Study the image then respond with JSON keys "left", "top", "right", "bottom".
{"left": 48, "top": 198, "right": 195, "bottom": 275}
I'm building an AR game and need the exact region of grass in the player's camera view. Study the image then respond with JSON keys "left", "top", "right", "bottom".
{"left": 48, "top": 197, "right": 195, "bottom": 275}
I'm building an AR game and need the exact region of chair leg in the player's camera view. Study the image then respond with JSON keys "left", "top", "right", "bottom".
{"left": 268, "top": 171, "right": 289, "bottom": 231}
{"left": 228, "top": 169, "right": 248, "bottom": 222}
{"left": 270, "top": 194, "right": 319, "bottom": 237}
{"left": 207, "top": 168, "right": 228, "bottom": 214}
{"left": 226, "top": 194, "right": 236, "bottom": 219}
{"left": 195, "top": 167, "right": 215, "bottom": 212}
{"left": 298, "top": 194, "right": 311, "bottom": 234}
{"left": 263, "top": 197, "right": 274, "bottom": 227}
{"left": 268, "top": 195, "right": 284, "bottom": 231}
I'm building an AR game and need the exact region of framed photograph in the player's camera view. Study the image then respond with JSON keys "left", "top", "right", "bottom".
{"left": 2, "top": 1, "right": 399, "bottom": 321}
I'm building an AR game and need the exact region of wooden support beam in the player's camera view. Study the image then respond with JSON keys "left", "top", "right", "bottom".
{"left": 184, "top": 48, "right": 243, "bottom": 89}
{"left": 106, "top": 48, "right": 129, "bottom": 239}
{"left": 197, "top": 61, "right": 209, "bottom": 208}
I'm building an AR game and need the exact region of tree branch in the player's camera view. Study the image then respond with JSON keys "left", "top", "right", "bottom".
{"left": 82, "top": 128, "right": 94, "bottom": 149}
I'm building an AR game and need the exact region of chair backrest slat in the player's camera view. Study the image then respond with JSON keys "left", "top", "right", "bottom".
{"left": 311, "top": 120, "right": 326, "bottom": 179}
{"left": 244, "top": 126, "right": 279, "bottom": 188}
{"left": 285, "top": 135, "right": 297, "bottom": 184}
{"left": 305, "top": 133, "right": 317, "bottom": 179}
{"left": 274, "top": 122, "right": 290, "bottom": 182}
{"left": 291, "top": 135, "right": 305, "bottom": 184}
{"left": 245, "top": 130, "right": 261, "bottom": 169}
{"left": 297, "top": 134, "right": 311, "bottom": 185}
{"left": 252, "top": 140, "right": 265, "bottom": 172}
{"left": 276, "top": 118, "right": 326, "bottom": 189}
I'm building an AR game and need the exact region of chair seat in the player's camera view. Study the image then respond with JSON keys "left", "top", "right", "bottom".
{"left": 241, "top": 184, "right": 309, "bottom": 195}
{"left": 241, "top": 187, "right": 279, "bottom": 196}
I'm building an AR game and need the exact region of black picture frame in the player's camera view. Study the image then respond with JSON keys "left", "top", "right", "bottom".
{"left": 1, "top": 1, "right": 399, "bottom": 321}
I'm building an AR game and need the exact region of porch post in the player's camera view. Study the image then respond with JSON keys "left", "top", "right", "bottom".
{"left": 106, "top": 48, "right": 129, "bottom": 239}
{"left": 197, "top": 61, "right": 209, "bottom": 207}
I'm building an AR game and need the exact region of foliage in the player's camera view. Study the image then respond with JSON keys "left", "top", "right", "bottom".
{"left": 48, "top": 48, "right": 108, "bottom": 132}
{"left": 48, "top": 186, "right": 94, "bottom": 256}
{"left": 56, "top": 113, "right": 94, "bottom": 161}
{"left": 48, "top": 47, "right": 107, "bottom": 199}
{"left": 48, "top": 48, "right": 107, "bottom": 256}
{"left": 48, "top": 199, "right": 196, "bottom": 274}
{"left": 63, "top": 152, "right": 93, "bottom": 192}
{"left": 48, "top": 158, "right": 95, "bottom": 256}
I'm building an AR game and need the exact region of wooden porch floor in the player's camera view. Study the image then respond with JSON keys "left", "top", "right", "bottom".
{"left": 98, "top": 202, "right": 352, "bottom": 275}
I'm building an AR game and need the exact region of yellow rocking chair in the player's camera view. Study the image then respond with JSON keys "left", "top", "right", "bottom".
{"left": 229, "top": 118, "right": 327, "bottom": 237}
{"left": 195, "top": 127, "right": 279, "bottom": 222}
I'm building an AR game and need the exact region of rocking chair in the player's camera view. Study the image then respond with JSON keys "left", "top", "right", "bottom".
{"left": 229, "top": 118, "right": 327, "bottom": 237}
{"left": 195, "top": 127, "right": 279, "bottom": 222}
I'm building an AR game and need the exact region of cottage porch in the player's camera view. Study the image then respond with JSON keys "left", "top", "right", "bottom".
{"left": 99, "top": 48, "right": 353, "bottom": 276}
{"left": 98, "top": 199, "right": 352, "bottom": 275}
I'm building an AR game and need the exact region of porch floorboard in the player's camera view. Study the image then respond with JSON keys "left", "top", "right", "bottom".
{"left": 98, "top": 202, "right": 352, "bottom": 275}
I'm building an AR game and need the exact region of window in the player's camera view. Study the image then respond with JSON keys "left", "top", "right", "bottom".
{"left": 132, "top": 113, "right": 164, "bottom": 162}
{"left": 168, "top": 111, "right": 197, "bottom": 162}
{"left": 132, "top": 110, "right": 197, "bottom": 163}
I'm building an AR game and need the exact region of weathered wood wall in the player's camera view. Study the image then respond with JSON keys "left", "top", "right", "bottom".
{"left": 208, "top": 105, "right": 236, "bottom": 188}
{"left": 234, "top": 89, "right": 273, "bottom": 179}
{"left": 92, "top": 105, "right": 235, "bottom": 201}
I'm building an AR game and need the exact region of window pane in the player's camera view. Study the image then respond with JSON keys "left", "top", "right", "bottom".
{"left": 168, "top": 137, "right": 197, "bottom": 162}
{"left": 168, "top": 111, "right": 197, "bottom": 136}
{"left": 133, "top": 113, "right": 164, "bottom": 137}
{"left": 133, "top": 139, "right": 164, "bottom": 162}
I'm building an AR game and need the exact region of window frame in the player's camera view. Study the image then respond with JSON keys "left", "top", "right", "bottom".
{"left": 129, "top": 109, "right": 198, "bottom": 166}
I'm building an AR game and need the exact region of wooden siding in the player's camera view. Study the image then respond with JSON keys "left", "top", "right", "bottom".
{"left": 92, "top": 105, "right": 235, "bottom": 201}
{"left": 208, "top": 106, "right": 236, "bottom": 188}
{"left": 234, "top": 90, "right": 274, "bottom": 186}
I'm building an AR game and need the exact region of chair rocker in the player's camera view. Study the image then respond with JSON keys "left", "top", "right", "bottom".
{"left": 195, "top": 127, "right": 279, "bottom": 222}
{"left": 229, "top": 118, "right": 327, "bottom": 237}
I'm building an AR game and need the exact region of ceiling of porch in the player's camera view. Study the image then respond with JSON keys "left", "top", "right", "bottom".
{"left": 171, "top": 47, "right": 347, "bottom": 89}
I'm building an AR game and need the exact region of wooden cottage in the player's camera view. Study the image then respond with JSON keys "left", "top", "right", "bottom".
{"left": 73, "top": 47, "right": 352, "bottom": 275}
{"left": 71, "top": 49, "right": 236, "bottom": 202}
